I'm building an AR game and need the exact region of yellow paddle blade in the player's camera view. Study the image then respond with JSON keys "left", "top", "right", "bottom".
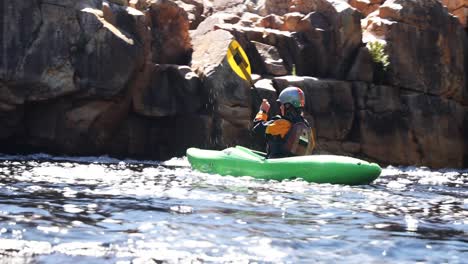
{"left": 227, "top": 40, "right": 252, "bottom": 81}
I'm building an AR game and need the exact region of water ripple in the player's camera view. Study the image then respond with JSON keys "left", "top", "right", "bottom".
{"left": 0, "top": 155, "right": 466, "bottom": 263}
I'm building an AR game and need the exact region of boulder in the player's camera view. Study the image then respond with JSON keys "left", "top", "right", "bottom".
{"left": 363, "top": 0, "right": 468, "bottom": 104}
{"left": 0, "top": 1, "right": 42, "bottom": 82}
{"left": 148, "top": 0, "right": 192, "bottom": 64}
{"left": 1, "top": 1, "right": 146, "bottom": 102}
{"left": 132, "top": 64, "right": 202, "bottom": 117}
{"left": 281, "top": 12, "right": 304, "bottom": 31}
{"left": 348, "top": 0, "right": 384, "bottom": 16}
{"left": 252, "top": 41, "right": 288, "bottom": 76}
{"left": 355, "top": 83, "right": 467, "bottom": 168}
{"left": 219, "top": 0, "right": 363, "bottom": 80}
{"left": 191, "top": 29, "right": 254, "bottom": 147}
{"left": 1, "top": 1, "right": 80, "bottom": 101}
{"left": 237, "top": 12, "right": 263, "bottom": 27}
{"left": 256, "top": 14, "right": 284, "bottom": 29}
{"left": 175, "top": 0, "right": 205, "bottom": 29}
{"left": 190, "top": 12, "right": 241, "bottom": 38}
{"left": 74, "top": 4, "right": 147, "bottom": 98}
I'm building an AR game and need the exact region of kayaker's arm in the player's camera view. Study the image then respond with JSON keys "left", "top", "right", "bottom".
{"left": 252, "top": 111, "right": 268, "bottom": 135}
{"left": 252, "top": 99, "right": 271, "bottom": 135}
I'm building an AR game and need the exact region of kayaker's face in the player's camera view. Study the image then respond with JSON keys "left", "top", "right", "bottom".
{"left": 279, "top": 104, "right": 285, "bottom": 116}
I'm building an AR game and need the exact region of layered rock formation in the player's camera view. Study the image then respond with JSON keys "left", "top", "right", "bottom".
{"left": 1, "top": 0, "right": 467, "bottom": 168}
{"left": 441, "top": 0, "right": 468, "bottom": 26}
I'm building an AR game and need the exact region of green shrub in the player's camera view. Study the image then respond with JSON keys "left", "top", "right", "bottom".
{"left": 367, "top": 41, "right": 390, "bottom": 70}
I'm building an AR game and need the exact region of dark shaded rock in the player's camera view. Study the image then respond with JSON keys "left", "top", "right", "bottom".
{"left": 355, "top": 83, "right": 467, "bottom": 168}
{"left": 108, "top": 114, "right": 213, "bottom": 159}
{"left": 2, "top": 1, "right": 80, "bottom": 101}
{"left": 74, "top": 6, "right": 146, "bottom": 99}
{"left": 347, "top": 47, "right": 374, "bottom": 82}
{"left": 0, "top": 1, "right": 42, "bottom": 82}
{"left": 132, "top": 64, "right": 202, "bottom": 117}
{"left": 23, "top": 96, "right": 131, "bottom": 155}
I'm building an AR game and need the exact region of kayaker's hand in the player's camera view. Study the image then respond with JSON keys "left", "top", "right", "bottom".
{"left": 260, "top": 99, "right": 270, "bottom": 113}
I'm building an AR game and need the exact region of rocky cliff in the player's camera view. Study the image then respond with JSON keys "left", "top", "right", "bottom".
{"left": 1, "top": 0, "right": 467, "bottom": 168}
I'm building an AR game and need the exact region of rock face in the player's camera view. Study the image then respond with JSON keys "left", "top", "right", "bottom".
{"left": 0, "top": 0, "right": 208, "bottom": 159}
{"left": 363, "top": 0, "right": 467, "bottom": 104}
{"left": 348, "top": 0, "right": 384, "bottom": 16}
{"left": 1, "top": 0, "right": 467, "bottom": 168}
{"left": 441, "top": 0, "right": 468, "bottom": 26}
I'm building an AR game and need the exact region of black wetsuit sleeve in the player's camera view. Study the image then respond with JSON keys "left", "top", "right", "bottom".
{"left": 252, "top": 118, "right": 268, "bottom": 136}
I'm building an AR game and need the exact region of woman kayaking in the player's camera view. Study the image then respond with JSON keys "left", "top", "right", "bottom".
{"left": 252, "top": 87, "right": 316, "bottom": 158}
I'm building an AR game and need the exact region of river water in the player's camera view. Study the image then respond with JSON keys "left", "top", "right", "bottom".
{"left": 0, "top": 153, "right": 466, "bottom": 263}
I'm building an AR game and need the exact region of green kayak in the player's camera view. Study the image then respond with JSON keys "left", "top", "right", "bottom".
{"left": 186, "top": 146, "right": 381, "bottom": 185}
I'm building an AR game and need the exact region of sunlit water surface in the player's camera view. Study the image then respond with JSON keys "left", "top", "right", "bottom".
{"left": 0, "top": 154, "right": 466, "bottom": 263}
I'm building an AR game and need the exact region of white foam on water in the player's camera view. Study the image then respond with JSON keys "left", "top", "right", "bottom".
{"left": 380, "top": 165, "right": 467, "bottom": 187}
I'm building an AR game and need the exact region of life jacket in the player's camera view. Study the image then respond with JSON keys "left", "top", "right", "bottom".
{"left": 283, "top": 122, "right": 315, "bottom": 156}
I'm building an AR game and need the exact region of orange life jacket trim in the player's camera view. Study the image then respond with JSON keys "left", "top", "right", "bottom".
{"left": 266, "top": 119, "right": 291, "bottom": 138}
{"left": 255, "top": 111, "right": 268, "bottom": 122}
